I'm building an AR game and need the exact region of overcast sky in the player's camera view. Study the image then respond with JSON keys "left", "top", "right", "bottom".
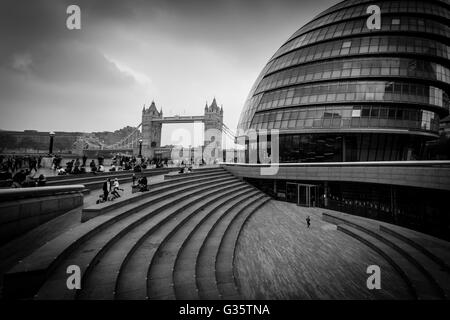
{"left": 0, "top": 0, "right": 338, "bottom": 145}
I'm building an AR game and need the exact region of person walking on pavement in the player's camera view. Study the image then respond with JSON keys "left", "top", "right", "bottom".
{"left": 306, "top": 215, "right": 311, "bottom": 228}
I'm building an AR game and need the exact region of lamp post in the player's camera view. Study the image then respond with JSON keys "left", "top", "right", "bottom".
{"left": 49, "top": 131, "right": 55, "bottom": 155}
{"left": 138, "top": 138, "right": 143, "bottom": 158}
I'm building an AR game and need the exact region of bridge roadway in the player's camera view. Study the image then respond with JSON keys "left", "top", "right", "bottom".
{"left": 152, "top": 115, "right": 205, "bottom": 124}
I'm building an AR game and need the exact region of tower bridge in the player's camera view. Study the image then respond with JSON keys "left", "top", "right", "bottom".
{"left": 87, "top": 98, "right": 235, "bottom": 159}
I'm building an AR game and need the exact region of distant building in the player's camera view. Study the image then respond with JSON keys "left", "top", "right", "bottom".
{"left": 0, "top": 130, "right": 83, "bottom": 153}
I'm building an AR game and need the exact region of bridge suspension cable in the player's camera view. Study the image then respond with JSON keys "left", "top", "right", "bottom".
{"left": 220, "top": 122, "right": 236, "bottom": 142}
{"left": 106, "top": 123, "right": 142, "bottom": 149}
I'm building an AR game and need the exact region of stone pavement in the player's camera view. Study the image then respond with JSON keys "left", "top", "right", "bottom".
{"left": 234, "top": 200, "right": 413, "bottom": 299}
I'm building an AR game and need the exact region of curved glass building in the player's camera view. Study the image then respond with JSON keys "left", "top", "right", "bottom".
{"left": 238, "top": 0, "right": 450, "bottom": 162}
{"left": 230, "top": 0, "right": 450, "bottom": 239}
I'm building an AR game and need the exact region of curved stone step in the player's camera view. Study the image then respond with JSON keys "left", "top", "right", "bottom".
{"left": 377, "top": 227, "right": 450, "bottom": 299}
{"left": 323, "top": 213, "right": 446, "bottom": 299}
{"left": 147, "top": 186, "right": 255, "bottom": 299}
{"left": 215, "top": 196, "right": 270, "bottom": 300}
{"left": 82, "top": 171, "right": 231, "bottom": 221}
{"left": 113, "top": 182, "right": 247, "bottom": 300}
{"left": 145, "top": 187, "right": 257, "bottom": 300}
{"left": 195, "top": 194, "right": 268, "bottom": 299}
{"left": 45, "top": 168, "right": 172, "bottom": 186}
{"left": 380, "top": 225, "right": 450, "bottom": 274}
{"left": 173, "top": 189, "right": 261, "bottom": 300}
{"left": 337, "top": 224, "right": 442, "bottom": 300}
{"left": 32, "top": 176, "right": 236, "bottom": 299}
{"left": 77, "top": 182, "right": 247, "bottom": 300}
{"left": 163, "top": 168, "right": 225, "bottom": 180}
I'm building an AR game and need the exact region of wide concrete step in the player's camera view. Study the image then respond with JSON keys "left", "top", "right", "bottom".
{"left": 192, "top": 167, "right": 222, "bottom": 172}
{"left": 196, "top": 194, "right": 269, "bottom": 300}
{"left": 173, "top": 190, "right": 261, "bottom": 300}
{"left": 378, "top": 227, "right": 450, "bottom": 299}
{"left": 82, "top": 171, "right": 231, "bottom": 221}
{"left": 146, "top": 187, "right": 259, "bottom": 300}
{"left": 323, "top": 213, "right": 448, "bottom": 300}
{"left": 215, "top": 196, "right": 270, "bottom": 300}
{"left": 46, "top": 167, "right": 171, "bottom": 184}
{"left": 34, "top": 177, "right": 239, "bottom": 300}
{"left": 380, "top": 225, "right": 450, "bottom": 274}
{"left": 2, "top": 174, "right": 234, "bottom": 299}
{"left": 337, "top": 224, "right": 442, "bottom": 300}
{"left": 164, "top": 168, "right": 226, "bottom": 180}
{"left": 77, "top": 182, "right": 247, "bottom": 300}
{"left": 45, "top": 168, "right": 173, "bottom": 184}
{"left": 114, "top": 182, "right": 248, "bottom": 300}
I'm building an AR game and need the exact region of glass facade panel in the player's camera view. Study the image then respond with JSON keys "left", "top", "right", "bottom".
{"left": 257, "top": 81, "right": 449, "bottom": 112}
{"left": 250, "top": 106, "right": 440, "bottom": 133}
{"left": 256, "top": 58, "right": 450, "bottom": 94}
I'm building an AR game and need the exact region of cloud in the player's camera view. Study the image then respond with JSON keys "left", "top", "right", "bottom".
{"left": 0, "top": 0, "right": 340, "bottom": 134}
{"left": 104, "top": 55, "right": 153, "bottom": 88}
{"left": 11, "top": 53, "right": 33, "bottom": 73}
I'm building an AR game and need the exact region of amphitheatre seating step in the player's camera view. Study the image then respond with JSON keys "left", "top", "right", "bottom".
{"left": 380, "top": 225, "right": 450, "bottom": 274}
{"left": 173, "top": 189, "right": 261, "bottom": 300}
{"left": 45, "top": 168, "right": 174, "bottom": 183}
{"left": 33, "top": 176, "right": 238, "bottom": 300}
{"left": 2, "top": 173, "right": 233, "bottom": 299}
{"left": 192, "top": 166, "right": 221, "bottom": 172}
{"left": 164, "top": 168, "right": 225, "bottom": 180}
{"left": 195, "top": 194, "right": 269, "bottom": 300}
{"left": 46, "top": 168, "right": 173, "bottom": 186}
{"left": 323, "top": 212, "right": 449, "bottom": 299}
{"left": 377, "top": 227, "right": 450, "bottom": 299}
{"left": 76, "top": 182, "right": 247, "bottom": 300}
{"left": 114, "top": 184, "right": 254, "bottom": 300}
{"left": 336, "top": 223, "right": 442, "bottom": 300}
{"left": 78, "top": 169, "right": 228, "bottom": 198}
{"left": 81, "top": 170, "right": 230, "bottom": 221}
{"left": 145, "top": 187, "right": 260, "bottom": 300}
{"left": 215, "top": 196, "right": 270, "bottom": 300}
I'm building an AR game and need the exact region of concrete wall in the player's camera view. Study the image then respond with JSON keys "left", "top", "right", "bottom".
{"left": 0, "top": 185, "right": 84, "bottom": 244}
{"left": 221, "top": 161, "right": 450, "bottom": 191}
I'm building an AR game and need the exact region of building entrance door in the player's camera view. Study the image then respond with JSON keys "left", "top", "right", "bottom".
{"left": 286, "top": 183, "right": 298, "bottom": 204}
{"left": 286, "top": 182, "right": 318, "bottom": 207}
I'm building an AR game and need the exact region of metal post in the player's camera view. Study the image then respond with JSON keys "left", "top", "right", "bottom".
{"left": 138, "top": 139, "right": 143, "bottom": 158}
{"left": 49, "top": 131, "right": 55, "bottom": 155}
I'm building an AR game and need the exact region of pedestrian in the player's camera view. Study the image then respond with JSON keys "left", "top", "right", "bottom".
{"left": 111, "top": 178, "right": 123, "bottom": 198}
{"left": 37, "top": 174, "right": 46, "bottom": 186}
{"left": 102, "top": 178, "right": 110, "bottom": 202}
{"left": 306, "top": 216, "right": 311, "bottom": 228}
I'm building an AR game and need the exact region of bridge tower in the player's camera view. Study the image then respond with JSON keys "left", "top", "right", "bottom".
{"left": 141, "top": 101, "right": 163, "bottom": 157}
{"left": 204, "top": 98, "right": 223, "bottom": 150}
